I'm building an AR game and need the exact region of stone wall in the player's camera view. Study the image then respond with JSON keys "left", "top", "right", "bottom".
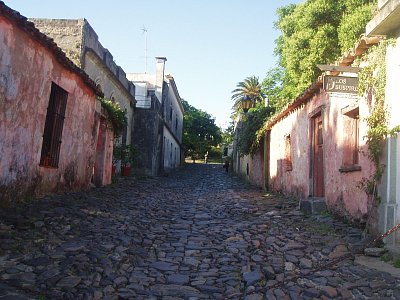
{"left": 128, "top": 59, "right": 184, "bottom": 175}
{"left": 31, "top": 18, "right": 135, "bottom": 146}
{"left": 30, "top": 19, "right": 85, "bottom": 67}
{"left": 237, "top": 148, "right": 265, "bottom": 189}
{"left": 81, "top": 21, "right": 135, "bottom": 97}
{"left": 131, "top": 97, "right": 163, "bottom": 176}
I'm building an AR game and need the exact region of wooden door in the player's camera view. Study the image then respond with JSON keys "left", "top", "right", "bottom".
{"left": 93, "top": 118, "right": 106, "bottom": 187}
{"left": 312, "top": 114, "right": 324, "bottom": 197}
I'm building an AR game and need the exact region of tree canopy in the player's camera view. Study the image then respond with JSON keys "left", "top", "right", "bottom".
{"left": 270, "top": 0, "right": 374, "bottom": 102}
{"left": 182, "top": 99, "right": 222, "bottom": 161}
{"left": 231, "top": 0, "right": 374, "bottom": 156}
{"left": 237, "top": 104, "right": 275, "bottom": 155}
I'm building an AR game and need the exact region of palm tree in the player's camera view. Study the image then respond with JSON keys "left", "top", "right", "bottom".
{"left": 231, "top": 76, "right": 265, "bottom": 115}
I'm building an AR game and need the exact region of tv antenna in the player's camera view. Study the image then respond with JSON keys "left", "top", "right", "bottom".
{"left": 141, "top": 25, "right": 148, "bottom": 73}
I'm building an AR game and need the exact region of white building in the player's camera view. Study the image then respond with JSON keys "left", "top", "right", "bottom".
{"left": 366, "top": 0, "right": 400, "bottom": 249}
{"left": 127, "top": 58, "right": 184, "bottom": 175}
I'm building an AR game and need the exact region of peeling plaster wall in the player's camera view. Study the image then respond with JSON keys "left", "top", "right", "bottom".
{"left": 269, "top": 89, "right": 374, "bottom": 222}
{"left": 269, "top": 97, "right": 313, "bottom": 199}
{"left": 238, "top": 147, "right": 264, "bottom": 188}
{"left": 0, "top": 16, "right": 98, "bottom": 204}
{"left": 93, "top": 112, "right": 113, "bottom": 187}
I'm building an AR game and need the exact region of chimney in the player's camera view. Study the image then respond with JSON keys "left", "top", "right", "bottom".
{"left": 155, "top": 57, "right": 167, "bottom": 102}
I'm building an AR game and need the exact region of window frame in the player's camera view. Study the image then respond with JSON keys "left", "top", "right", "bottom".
{"left": 39, "top": 82, "right": 68, "bottom": 168}
{"left": 284, "top": 134, "right": 293, "bottom": 172}
{"left": 339, "top": 105, "right": 361, "bottom": 173}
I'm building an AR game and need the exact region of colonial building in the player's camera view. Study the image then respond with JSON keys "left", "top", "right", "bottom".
{"left": 127, "top": 58, "right": 184, "bottom": 176}
{"left": 0, "top": 2, "right": 112, "bottom": 204}
{"left": 264, "top": 55, "right": 377, "bottom": 224}
{"left": 233, "top": 36, "right": 383, "bottom": 225}
{"left": 30, "top": 18, "right": 136, "bottom": 148}
{"left": 366, "top": 0, "right": 400, "bottom": 248}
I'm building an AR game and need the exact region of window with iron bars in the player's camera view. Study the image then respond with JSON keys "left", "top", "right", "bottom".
{"left": 39, "top": 83, "right": 68, "bottom": 168}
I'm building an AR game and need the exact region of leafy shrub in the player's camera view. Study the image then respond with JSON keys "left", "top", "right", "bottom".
{"left": 98, "top": 97, "right": 127, "bottom": 138}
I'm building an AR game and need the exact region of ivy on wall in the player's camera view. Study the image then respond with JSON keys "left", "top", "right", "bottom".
{"left": 98, "top": 97, "right": 127, "bottom": 139}
{"left": 237, "top": 105, "right": 275, "bottom": 156}
{"left": 358, "top": 39, "right": 399, "bottom": 201}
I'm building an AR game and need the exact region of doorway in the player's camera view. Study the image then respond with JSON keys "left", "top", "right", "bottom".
{"left": 311, "top": 113, "right": 324, "bottom": 197}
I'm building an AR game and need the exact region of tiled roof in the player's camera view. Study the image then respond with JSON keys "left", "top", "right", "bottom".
{"left": 265, "top": 80, "right": 323, "bottom": 130}
{"left": 337, "top": 35, "right": 382, "bottom": 67}
{"left": 0, "top": 1, "right": 103, "bottom": 96}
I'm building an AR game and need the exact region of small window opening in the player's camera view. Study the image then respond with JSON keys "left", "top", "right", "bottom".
{"left": 340, "top": 107, "right": 360, "bottom": 172}
{"left": 284, "top": 134, "right": 293, "bottom": 171}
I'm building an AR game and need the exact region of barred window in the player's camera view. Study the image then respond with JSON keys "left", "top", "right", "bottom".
{"left": 39, "top": 83, "right": 68, "bottom": 168}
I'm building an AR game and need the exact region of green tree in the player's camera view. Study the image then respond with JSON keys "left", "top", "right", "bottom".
{"left": 221, "top": 122, "right": 234, "bottom": 145}
{"left": 338, "top": 2, "right": 374, "bottom": 52}
{"left": 272, "top": 0, "right": 374, "bottom": 102}
{"left": 261, "top": 67, "right": 286, "bottom": 112}
{"left": 182, "top": 99, "right": 222, "bottom": 162}
{"left": 231, "top": 0, "right": 373, "bottom": 155}
{"left": 231, "top": 76, "right": 265, "bottom": 117}
{"left": 238, "top": 104, "right": 275, "bottom": 155}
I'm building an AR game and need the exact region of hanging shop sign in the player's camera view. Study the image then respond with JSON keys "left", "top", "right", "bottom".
{"left": 323, "top": 76, "right": 358, "bottom": 94}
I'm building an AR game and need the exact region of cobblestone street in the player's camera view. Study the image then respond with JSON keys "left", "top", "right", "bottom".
{"left": 0, "top": 163, "right": 399, "bottom": 299}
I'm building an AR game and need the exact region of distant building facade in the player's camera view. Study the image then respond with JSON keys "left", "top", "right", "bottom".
{"left": 31, "top": 18, "right": 136, "bottom": 147}
{"left": 127, "top": 58, "right": 184, "bottom": 176}
{"left": 0, "top": 2, "right": 112, "bottom": 204}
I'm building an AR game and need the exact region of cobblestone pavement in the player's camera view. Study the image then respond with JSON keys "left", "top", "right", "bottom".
{"left": 0, "top": 163, "right": 399, "bottom": 299}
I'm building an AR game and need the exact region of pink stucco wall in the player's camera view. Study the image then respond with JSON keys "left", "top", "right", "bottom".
{"left": 0, "top": 16, "right": 99, "bottom": 203}
{"left": 269, "top": 88, "right": 374, "bottom": 222}
{"left": 238, "top": 144, "right": 265, "bottom": 188}
{"left": 93, "top": 114, "right": 114, "bottom": 187}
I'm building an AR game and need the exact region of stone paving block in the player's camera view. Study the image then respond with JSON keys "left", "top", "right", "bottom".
{"left": 0, "top": 164, "right": 398, "bottom": 299}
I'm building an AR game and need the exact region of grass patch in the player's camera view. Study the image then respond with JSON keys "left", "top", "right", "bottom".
{"left": 307, "top": 222, "right": 336, "bottom": 235}
{"left": 393, "top": 259, "right": 400, "bottom": 268}
{"left": 381, "top": 253, "right": 400, "bottom": 268}
{"left": 381, "top": 253, "right": 391, "bottom": 262}
{"left": 319, "top": 210, "right": 331, "bottom": 217}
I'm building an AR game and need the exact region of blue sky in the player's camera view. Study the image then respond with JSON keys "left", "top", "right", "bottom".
{"left": 5, "top": 0, "right": 302, "bottom": 128}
